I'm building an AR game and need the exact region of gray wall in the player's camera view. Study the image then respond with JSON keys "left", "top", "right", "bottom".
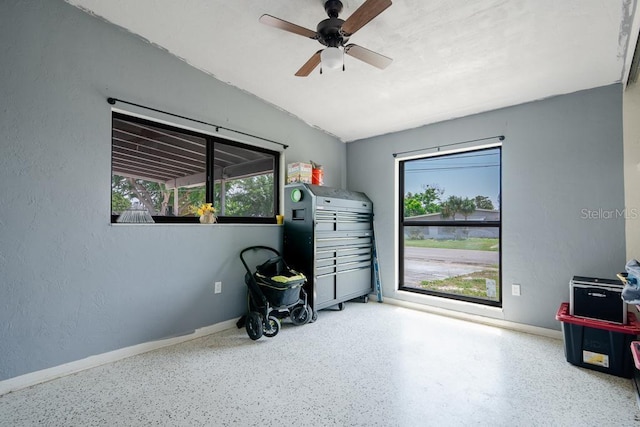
{"left": 0, "top": 0, "right": 345, "bottom": 381}
{"left": 347, "top": 84, "right": 626, "bottom": 330}
{"left": 624, "top": 82, "right": 640, "bottom": 259}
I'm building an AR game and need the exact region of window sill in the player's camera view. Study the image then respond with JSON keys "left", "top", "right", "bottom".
{"left": 392, "top": 289, "right": 504, "bottom": 319}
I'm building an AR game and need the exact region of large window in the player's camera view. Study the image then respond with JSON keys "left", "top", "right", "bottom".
{"left": 399, "top": 146, "right": 501, "bottom": 306}
{"left": 111, "top": 113, "right": 279, "bottom": 223}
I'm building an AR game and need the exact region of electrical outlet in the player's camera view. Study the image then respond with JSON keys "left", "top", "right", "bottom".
{"left": 512, "top": 284, "right": 521, "bottom": 296}
{"left": 214, "top": 281, "right": 222, "bottom": 294}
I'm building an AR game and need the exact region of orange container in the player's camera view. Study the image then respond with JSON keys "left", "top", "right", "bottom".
{"left": 312, "top": 167, "right": 324, "bottom": 185}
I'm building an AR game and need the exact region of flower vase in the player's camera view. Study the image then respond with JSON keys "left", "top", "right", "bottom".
{"left": 199, "top": 212, "right": 216, "bottom": 224}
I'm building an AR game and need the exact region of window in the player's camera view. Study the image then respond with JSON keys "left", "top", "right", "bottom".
{"left": 399, "top": 146, "right": 501, "bottom": 306}
{"left": 111, "top": 113, "right": 279, "bottom": 223}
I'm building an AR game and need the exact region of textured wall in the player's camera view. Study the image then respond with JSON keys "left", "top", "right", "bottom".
{"left": 347, "top": 84, "right": 626, "bottom": 330}
{"left": 624, "top": 82, "right": 640, "bottom": 259}
{"left": 0, "top": 0, "right": 344, "bottom": 381}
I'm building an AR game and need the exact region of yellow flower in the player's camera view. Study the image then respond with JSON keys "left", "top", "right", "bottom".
{"left": 191, "top": 203, "right": 216, "bottom": 217}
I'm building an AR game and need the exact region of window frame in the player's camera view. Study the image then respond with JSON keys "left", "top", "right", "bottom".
{"left": 110, "top": 112, "right": 280, "bottom": 224}
{"left": 398, "top": 145, "right": 502, "bottom": 307}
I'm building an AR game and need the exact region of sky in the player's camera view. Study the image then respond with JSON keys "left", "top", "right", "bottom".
{"left": 403, "top": 147, "right": 501, "bottom": 207}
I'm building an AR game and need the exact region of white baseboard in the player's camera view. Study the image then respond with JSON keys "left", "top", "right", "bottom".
{"left": 0, "top": 318, "right": 239, "bottom": 396}
{"left": 382, "top": 297, "right": 563, "bottom": 340}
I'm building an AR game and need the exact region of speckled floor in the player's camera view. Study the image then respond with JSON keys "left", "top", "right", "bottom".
{"left": 1, "top": 302, "right": 639, "bottom": 426}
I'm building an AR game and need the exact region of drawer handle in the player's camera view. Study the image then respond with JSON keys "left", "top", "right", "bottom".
{"left": 316, "top": 266, "right": 370, "bottom": 278}
{"left": 587, "top": 292, "right": 607, "bottom": 298}
{"left": 336, "top": 266, "right": 370, "bottom": 275}
{"left": 316, "top": 237, "right": 364, "bottom": 241}
{"left": 316, "top": 246, "right": 372, "bottom": 255}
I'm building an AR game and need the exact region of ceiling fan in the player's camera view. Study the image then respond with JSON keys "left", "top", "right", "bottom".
{"left": 259, "top": 0, "right": 393, "bottom": 76}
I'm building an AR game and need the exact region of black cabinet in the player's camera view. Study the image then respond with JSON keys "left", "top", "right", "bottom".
{"left": 283, "top": 184, "right": 373, "bottom": 314}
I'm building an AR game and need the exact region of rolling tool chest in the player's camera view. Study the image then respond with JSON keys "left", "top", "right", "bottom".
{"left": 283, "top": 184, "right": 373, "bottom": 315}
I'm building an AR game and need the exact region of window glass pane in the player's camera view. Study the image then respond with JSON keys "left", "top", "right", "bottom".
{"left": 175, "top": 184, "right": 206, "bottom": 216}
{"left": 213, "top": 141, "right": 275, "bottom": 217}
{"left": 403, "top": 225, "right": 500, "bottom": 302}
{"left": 403, "top": 148, "right": 501, "bottom": 220}
{"left": 400, "top": 146, "right": 501, "bottom": 306}
{"left": 111, "top": 115, "right": 206, "bottom": 218}
{"left": 111, "top": 176, "right": 205, "bottom": 217}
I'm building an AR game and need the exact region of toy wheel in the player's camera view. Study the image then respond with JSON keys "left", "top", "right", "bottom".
{"left": 311, "top": 309, "right": 318, "bottom": 322}
{"left": 263, "top": 316, "right": 280, "bottom": 337}
{"left": 290, "top": 305, "right": 312, "bottom": 326}
{"left": 245, "top": 312, "right": 263, "bottom": 340}
{"left": 338, "top": 302, "right": 345, "bottom": 311}
{"left": 362, "top": 295, "right": 369, "bottom": 303}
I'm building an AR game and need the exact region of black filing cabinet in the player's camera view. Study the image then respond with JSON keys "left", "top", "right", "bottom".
{"left": 283, "top": 184, "right": 373, "bottom": 315}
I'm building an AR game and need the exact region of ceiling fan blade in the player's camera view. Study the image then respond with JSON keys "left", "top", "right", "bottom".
{"left": 344, "top": 44, "right": 392, "bottom": 69}
{"left": 341, "top": 0, "right": 392, "bottom": 37}
{"left": 259, "top": 14, "right": 318, "bottom": 39}
{"left": 295, "top": 50, "right": 323, "bottom": 77}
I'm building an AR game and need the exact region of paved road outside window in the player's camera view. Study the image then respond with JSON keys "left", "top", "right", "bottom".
{"left": 403, "top": 246, "right": 499, "bottom": 286}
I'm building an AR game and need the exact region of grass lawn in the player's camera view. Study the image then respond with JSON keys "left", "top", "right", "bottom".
{"left": 406, "top": 238, "right": 499, "bottom": 251}
{"left": 419, "top": 269, "right": 500, "bottom": 300}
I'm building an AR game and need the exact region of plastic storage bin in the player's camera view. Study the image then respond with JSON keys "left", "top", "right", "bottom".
{"left": 631, "top": 341, "right": 640, "bottom": 370}
{"left": 556, "top": 302, "right": 640, "bottom": 378}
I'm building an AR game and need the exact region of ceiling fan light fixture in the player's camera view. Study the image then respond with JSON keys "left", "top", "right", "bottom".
{"left": 321, "top": 47, "right": 342, "bottom": 70}
{"left": 260, "top": 0, "right": 393, "bottom": 76}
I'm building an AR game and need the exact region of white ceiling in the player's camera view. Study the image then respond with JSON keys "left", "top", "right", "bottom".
{"left": 67, "top": 0, "right": 639, "bottom": 142}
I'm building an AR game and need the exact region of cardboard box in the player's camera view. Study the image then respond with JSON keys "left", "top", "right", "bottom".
{"left": 287, "top": 162, "right": 312, "bottom": 184}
